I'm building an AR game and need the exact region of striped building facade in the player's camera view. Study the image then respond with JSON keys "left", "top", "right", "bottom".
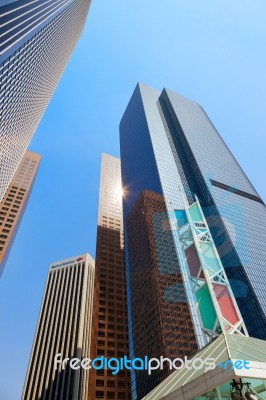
{"left": 22, "top": 254, "right": 95, "bottom": 400}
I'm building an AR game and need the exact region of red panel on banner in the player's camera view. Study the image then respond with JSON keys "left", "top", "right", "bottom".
{"left": 185, "top": 244, "right": 201, "bottom": 277}
{"left": 213, "top": 284, "right": 239, "bottom": 325}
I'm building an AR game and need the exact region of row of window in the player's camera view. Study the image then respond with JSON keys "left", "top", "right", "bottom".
{"left": 97, "top": 326, "right": 125, "bottom": 336}
{"left": 99, "top": 309, "right": 125, "bottom": 316}
{"left": 98, "top": 318, "right": 127, "bottom": 330}
{"left": 99, "top": 316, "right": 126, "bottom": 324}
{"left": 100, "top": 281, "right": 123, "bottom": 289}
{"left": 100, "top": 275, "right": 124, "bottom": 282}
{"left": 96, "top": 369, "right": 128, "bottom": 377}
{"left": 96, "top": 380, "right": 129, "bottom": 388}
{"left": 99, "top": 294, "right": 125, "bottom": 302}
{"left": 97, "top": 349, "right": 128, "bottom": 357}
{"left": 100, "top": 264, "right": 125, "bottom": 273}
{"left": 99, "top": 303, "right": 125, "bottom": 310}
{"left": 100, "top": 287, "right": 125, "bottom": 295}
{"left": 97, "top": 339, "right": 125, "bottom": 348}
{"left": 95, "top": 391, "right": 129, "bottom": 399}
{"left": 97, "top": 332, "right": 128, "bottom": 340}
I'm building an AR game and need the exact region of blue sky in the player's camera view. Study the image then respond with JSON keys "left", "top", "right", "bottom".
{"left": 0, "top": 1, "right": 266, "bottom": 399}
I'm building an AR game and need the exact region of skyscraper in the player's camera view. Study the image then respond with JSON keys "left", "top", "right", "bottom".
{"left": 119, "top": 83, "right": 266, "bottom": 399}
{"left": 88, "top": 154, "right": 131, "bottom": 400}
{"left": 0, "top": 0, "right": 92, "bottom": 202}
{"left": 22, "top": 253, "right": 95, "bottom": 400}
{"left": 0, "top": 150, "right": 41, "bottom": 276}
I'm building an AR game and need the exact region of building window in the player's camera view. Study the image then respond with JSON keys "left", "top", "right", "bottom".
{"left": 96, "top": 370, "right": 104, "bottom": 376}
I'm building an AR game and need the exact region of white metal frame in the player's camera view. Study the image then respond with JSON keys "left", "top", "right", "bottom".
{"left": 177, "top": 193, "right": 248, "bottom": 339}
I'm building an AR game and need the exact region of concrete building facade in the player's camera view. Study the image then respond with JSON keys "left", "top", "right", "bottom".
{"left": 22, "top": 253, "right": 95, "bottom": 400}
{"left": 0, "top": 150, "right": 41, "bottom": 276}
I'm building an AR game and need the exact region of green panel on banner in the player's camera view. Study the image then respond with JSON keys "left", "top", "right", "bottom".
{"left": 175, "top": 209, "right": 188, "bottom": 227}
{"left": 200, "top": 242, "right": 221, "bottom": 273}
{"left": 188, "top": 203, "right": 202, "bottom": 222}
{"left": 196, "top": 285, "right": 217, "bottom": 330}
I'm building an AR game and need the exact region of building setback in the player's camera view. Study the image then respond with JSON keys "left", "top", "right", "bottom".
{"left": 0, "top": 150, "right": 41, "bottom": 277}
{"left": 88, "top": 154, "right": 131, "bottom": 400}
{"left": 0, "top": 0, "right": 92, "bottom": 202}
{"left": 119, "top": 83, "right": 266, "bottom": 399}
{"left": 22, "top": 254, "right": 95, "bottom": 400}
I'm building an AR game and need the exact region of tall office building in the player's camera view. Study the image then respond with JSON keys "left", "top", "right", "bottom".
{"left": 88, "top": 154, "right": 131, "bottom": 400}
{"left": 0, "top": 0, "right": 92, "bottom": 203}
{"left": 0, "top": 150, "right": 41, "bottom": 276}
{"left": 120, "top": 83, "right": 266, "bottom": 399}
{"left": 22, "top": 253, "right": 95, "bottom": 400}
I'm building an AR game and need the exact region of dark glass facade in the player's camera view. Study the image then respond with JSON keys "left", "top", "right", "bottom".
{"left": 126, "top": 190, "right": 198, "bottom": 398}
{"left": 120, "top": 84, "right": 203, "bottom": 400}
{"left": 159, "top": 88, "right": 266, "bottom": 340}
{"left": 120, "top": 83, "right": 266, "bottom": 399}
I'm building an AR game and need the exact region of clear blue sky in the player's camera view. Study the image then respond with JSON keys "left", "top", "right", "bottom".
{"left": 0, "top": 1, "right": 266, "bottom": 399}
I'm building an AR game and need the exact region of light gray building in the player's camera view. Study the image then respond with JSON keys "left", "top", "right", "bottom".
{"left": 22, "top": 254, "right": 95, "bottom": 400}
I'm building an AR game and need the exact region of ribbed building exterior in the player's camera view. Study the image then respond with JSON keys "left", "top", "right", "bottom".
{"left": 88, "top": 154, "right": 131, "bottom": 400}
{"left": 0, "top": 150, "right": 41, "bottom": 276}
{"left": 119, "top": 83, "right": 266, "bottom": 399}
{"left": 0, "top": 0, "right": 92, "bottom": 202}
{"left": 22, "top": 253, "right": 95, "bottom": 400}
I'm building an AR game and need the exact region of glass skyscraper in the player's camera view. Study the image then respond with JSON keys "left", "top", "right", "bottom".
{"left": 119, "top": 83, "right": 266, "bottom": 399}
{"left": 0, "top": 0, "right": 92, "bottom": 202}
